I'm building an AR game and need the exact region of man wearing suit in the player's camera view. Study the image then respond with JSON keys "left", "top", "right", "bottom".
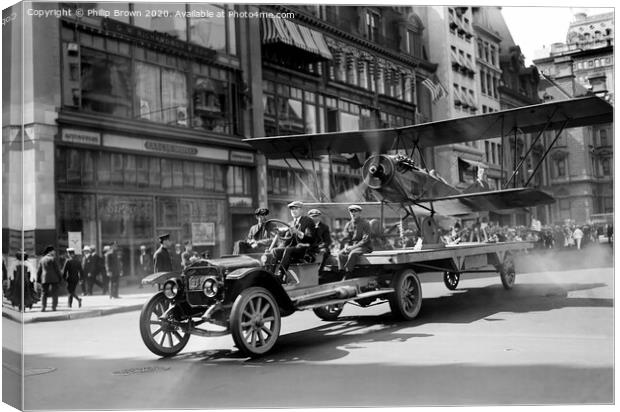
{"left": 271, "top": 201, "right": 317, "bottom": 282}
{"left": 36, "top": 245, "right": 62, "bottom": 312}
{"left": 308, "top": 208, "right": 332, "bottom": 270}
{"left": 105, "top": 243, "right": 121, "bottom": 299}
{"left": 62, "top": 248, "right": 84, "bottom": 308}
{"left": 153, "top": 233, "right": 173, "bottom": 273}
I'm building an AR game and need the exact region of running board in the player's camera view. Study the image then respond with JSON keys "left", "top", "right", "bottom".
{"left": 297, "top": 289, "right": 393, "bottom": 311}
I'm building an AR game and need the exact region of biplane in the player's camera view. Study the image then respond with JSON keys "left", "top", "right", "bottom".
{"left": 138, "top": 96, "right": 613, "bottom": 359}
{"left": 244, "top": 96, "right": 613, "bottom": 242}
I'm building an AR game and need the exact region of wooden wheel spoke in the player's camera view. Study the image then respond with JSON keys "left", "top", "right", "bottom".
{"left": 257, "top": 329, "right": 266, "bottom": 346}
{"left": 262, "top": 316, "right": 275, "bottom": 323}
{"left": 260, "top": 325, "right": 273, "bottom": 337}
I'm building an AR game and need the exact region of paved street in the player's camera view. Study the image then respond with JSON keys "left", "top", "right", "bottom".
{"left": 2, "top": 246, "right": 614, "bottom": 409}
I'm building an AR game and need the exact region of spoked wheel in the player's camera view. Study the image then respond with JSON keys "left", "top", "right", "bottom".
{"left": 500, "top": 252, "right": 516, "bottom": 290}
{"left": 313, "top": 303, "right": 344, "bottom": 321}
{"left": 389, "top": 269, "right": 422, "bottom": 320}
{"left": 230, "top": 287, "right": 281, "bottom": 357}
{"left": 139, "top": 292, "right": 191, "bottom": 357}
{"left": 443, "top": 272, "right": 460, "bottom": 290}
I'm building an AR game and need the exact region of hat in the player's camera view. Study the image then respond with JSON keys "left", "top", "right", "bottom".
{"left": 83, "top": 246, "right": 91, "bottom": 253}
{"left": 15, "top": 250, "right": 28, "bottom": 260}
{"left": 90, "top": 245, "right": 96, "bottom": 251}
{"left": 254, "top": 207, "right": 269, "bottom": 216}
{"left": 308, "top": 209, "right": 322, "bottom": 217}
{"left": 139, "top": 245, "right": 146, "bottom": 250}
{"left": 288, "top": 200, "right": 303, "bottom": 209}
{"left": 158, "top": 233, "right": 170, "bottom": 242}
{"left": 43, "top": 245, "right": 55, "bottom": 255}
{"left": 348, "top": 204, "right": 363, "bottom": 212}
{"left": 103, "top": 245, "right": 110, "bottom": 252}
{"left": 66, "top": 248, "right": 75, "bottom": 253}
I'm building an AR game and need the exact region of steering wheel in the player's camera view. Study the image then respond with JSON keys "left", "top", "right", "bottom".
{"left": 264, "top": 219, "right": 294, "bottom": 242}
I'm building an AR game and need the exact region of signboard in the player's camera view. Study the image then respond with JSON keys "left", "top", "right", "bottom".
{"left": 68, "top": 232, "right": 83, "bottom": 254}
{"left": 62, "top": 129, "right": 101, "bottom": 146}
{"left": 192, "top": 222, "right": 215, "bottom": 246}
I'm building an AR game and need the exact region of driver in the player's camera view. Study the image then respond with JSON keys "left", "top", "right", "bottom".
{"left": 233, "top": 208, "right": 275, "bottom": 255}
{"left": 271, "top": 201, "right": 317, "bottom": 281}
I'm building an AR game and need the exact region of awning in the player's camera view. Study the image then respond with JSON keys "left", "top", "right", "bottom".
{"left": 262, "top": 18, "right": 333, "bottom": 61}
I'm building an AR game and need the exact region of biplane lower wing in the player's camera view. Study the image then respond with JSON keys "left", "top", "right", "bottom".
{"left": 419, "top": 187, "right": 555, "bottom": 216}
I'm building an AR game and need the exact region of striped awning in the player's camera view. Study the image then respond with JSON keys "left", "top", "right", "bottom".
{"left": 262, "top": 18, "right": 333, "bottom": 61}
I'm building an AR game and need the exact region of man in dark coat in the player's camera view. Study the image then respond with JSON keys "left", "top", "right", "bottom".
{"left": 338, "top": 205, "right": 373, "bottom": 277}
{"left": 153, "top": 233, "right": 173, "bottom": 273}
{"left": 105, "top": 243, "right": 121, "bottom": 299}
{"left": 91, "top": 245, "right": 108, "bottom": 295}
{"left": 271, "top": 201, "right": 317, "bottom": 282}
{"left": 62, "top": 248, "right": 83, "bottom": 308}
{"left": 308, "top": 208, "right": 332, "bottom": 270}
{"left": 233, "top": 208, "right": 275, "bottom": 254}
{"left": 82, "top": 246, "right": 105, "bottom": 295}
{"left": 36, "top": 245, "right": 62, "bottom": 312}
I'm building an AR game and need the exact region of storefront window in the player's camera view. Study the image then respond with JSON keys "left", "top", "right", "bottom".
{"left": 172, "top": 160, "right": 184, "bottom": 188}
{"left": 80, "top": 49, "right": 131, "bottom": 117}
{"left": 133, "top": 3, "right": 187, "bottom": 40}
{"left": 162, "top": 68, "right": 188, "bottom": 126}
{"left": 111, "top": 153, "right": 124, "bottom": 185}
{"left": 99, "top": 195, "right": 154, "bottom": 242}
{"left": 156, "top": 197, "right": 179, "bottom": 228}
{"left": 149, "top": 157, "right": 161, "bottom": 188}
{"left": 227, "top": 166, "right": 252, "bottom": 195}
{"left": 161, "top": 159, "right": 172, "bottom": 189}
{"left": 135, "top": 62, "right": 162, "bottom": 122}
{"left": 57, "top": 193, "right": 98, "bottom": 247}
{"left": 136, "top": 156, "right": 149, "bottom": 187}
{"left": 97, "top": 152, "right": 111, "bottom": 184}
{"left": 124, "top": 154, "right": 137, "bottom": 186}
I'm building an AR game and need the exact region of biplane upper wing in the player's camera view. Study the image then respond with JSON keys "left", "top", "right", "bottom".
{"left": 418, "top": 187, "right": 555, "bottom": 216}
{"left": 243, "top": 96, "right": 613, "bottom": 158}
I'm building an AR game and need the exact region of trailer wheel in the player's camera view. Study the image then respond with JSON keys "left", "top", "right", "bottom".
{"left": 389, "top": 269, "right": 422, "bottom": 320}
{"left": 230, "top": 287, "right": 281, "bottom": 357}
{"left": 500, "top": 252, "right": 516, "bottom": 290}
{"left": 443, "top": 272, "right": 460, "bottom": 290}
{"left": 313, "top": 303, "right": 344, "bottom": 321}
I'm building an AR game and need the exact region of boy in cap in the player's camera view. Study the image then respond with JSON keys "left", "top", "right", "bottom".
{"left": 308, "top": 208, "right": 332, "bottom": 270}
{"left": 233, "top": 208, "right": 275, "bottom": 255}
{"left": 338, "top": 205, "right": 373, "bottom": 277}
{"left": 36, "top": 245, "right": 62, "bottom": 311}
{"left": 153, "top": 233, "right": 173, "bottom": 273}
{"left": 271, "top": 201, "right": 317, "bottom": 282}
{"left": 62, "top": 248, "right": 84, "bottom": 308}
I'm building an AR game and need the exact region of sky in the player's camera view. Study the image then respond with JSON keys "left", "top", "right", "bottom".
{"left": 501, "top": 5, "right": 614, "bottom": 65}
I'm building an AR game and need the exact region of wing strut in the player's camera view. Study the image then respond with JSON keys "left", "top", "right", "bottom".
{"left": 525, "top": 118, "right": 570, "bottom": 187}
{"left": 503, "top": 105, "right": 559, "bottom": 188}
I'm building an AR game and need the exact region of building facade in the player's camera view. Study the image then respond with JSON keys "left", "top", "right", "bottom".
{"left": 533, "top": 11, "right": 614, "bottom": 225}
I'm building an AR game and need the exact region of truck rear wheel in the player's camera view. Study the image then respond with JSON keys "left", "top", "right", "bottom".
{"left": 230, "top": 287, "right": 281, "bottom": 357}
{"left": 443, "top": 272, "right": 460, "bottom": 290}
{"left": 313, "top": 303, "right": 344, "bottom": 321}
{"left": 389, "top": 269, "right": 422, "bottom": 320}
{"left": 500, "top": 252, "right": 516, "bottom": 289}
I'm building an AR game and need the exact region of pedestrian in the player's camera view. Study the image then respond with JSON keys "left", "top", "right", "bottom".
{"left": 606, "top": 224, "right": 613, "bottom": 244}
{"left": 171, "top": 243, "right": 183, "bottom": 271}
{"left": 36, "top": 245, "right": 62, "bottom": 312}
{"left": 181, "top": 240, "right": 199, "bottom": 270}
{"left": 62, "top": 248, "right": 83, "bottom": 308}
{"left": 7, "top": 250, "right": 38, "bottom": 311}
{"left": 573, "top": 226, "right": 584, "bottom": 250}
{"left": 105, "top": 243, "right": 121, "bottom": 299}
{"left": 137, "top": 245, "right": 153, "bottom": 288}
{"left": 338, "top": 204, "right": 372, "bottom": 278}
{"left": 92, "top": 245, "right": 109, "bottom": 295}
{"left": 82, "top": 246, "right": 104, "bottom": 295}
{"left": 153, "top": 233, "right": 173, "bottom": 273}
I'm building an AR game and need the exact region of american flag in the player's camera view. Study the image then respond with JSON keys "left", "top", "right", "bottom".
{"left": 422, "top": 75, "right": 447, "bottom": 102}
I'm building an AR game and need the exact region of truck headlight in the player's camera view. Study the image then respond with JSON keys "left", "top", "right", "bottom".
{"left": 163, "top": 279, "right": 179, "bottom": 299}
{"left": 203, "top": 278, "right": 219, "bottom": 297}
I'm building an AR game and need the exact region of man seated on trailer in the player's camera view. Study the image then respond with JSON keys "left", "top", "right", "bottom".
{"left": 338, "top": 204, "right": 373, "bottom": 279}
{"left": 307, "top": 208, "right": 332, "bottom": 270}
{"left": 270, "top": 201, "right": 317, "bottom": 283}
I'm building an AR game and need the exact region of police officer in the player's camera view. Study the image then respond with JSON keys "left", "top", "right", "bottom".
{"left": 338, "top": 205, "right": 372, "bottom": 277}
{"left": 153, "top": 233, "right": 173, "bottom": 273}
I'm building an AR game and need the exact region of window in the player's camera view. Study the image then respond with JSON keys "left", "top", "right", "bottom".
{"left": 365, "top": 9, "right": 380, "bottom": 42}
{"left": 135, "top": 62, "right": 188, "bottom": 126}
{"left": 600, "top": 129, "right": 608, "bottom": 146}
{"left": 192, "top": 73, "right": 232, "bottom": 133}
{"left": 601, "top": 158, "right": 611, "bottom": 176}
{"left": 80, "top": 48, "right": 131, "bottom": 117}
{"left": 133, "top": 3, "right": 187, "bottom": 40}
{"left": 406, "top": 29, "right": 416, "bottom": 55}
{"left": 189, "top": 4, "right": 236, "bottom": 55}
{"left": 227, "top": 166, "right": 252, "bottom": 195}
{"left": 555, "top": 158, "right": 566, "bottom": 178}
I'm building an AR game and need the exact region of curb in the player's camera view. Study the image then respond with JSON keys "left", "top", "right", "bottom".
{"left": 2, "top": 304, "right": 143, "bottom": 324}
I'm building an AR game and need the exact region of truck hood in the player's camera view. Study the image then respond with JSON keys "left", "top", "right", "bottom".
{"left": 203, "top": 254, "right": 262, "bottom": 271}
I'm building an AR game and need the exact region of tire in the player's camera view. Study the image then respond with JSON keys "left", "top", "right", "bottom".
{"left": 389, "top": 269, "right": 422, "bottom": 320}
{"left": 313, "top": 303, "right": 344, "bottom": 321}
{"left": 500, "top": 253, "right": 516, "bottom": 290}
{"left": 230, "top": 287, "right": 281, "bottom": 357}
{"left": 139, "top": 292, "right": 191, "bottom": 357}
{"left": 443, "top": 272, "right": 460, "bottom": 290}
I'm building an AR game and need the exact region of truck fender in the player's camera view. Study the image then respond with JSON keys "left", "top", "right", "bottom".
{"left": 141, "top": 271, "right": 181, "bottom": 286}
{"left": 225, "top": 267, "right": 295, "bottom": 314}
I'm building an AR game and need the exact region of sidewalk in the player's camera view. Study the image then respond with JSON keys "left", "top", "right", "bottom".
{"left": 2, "top": 282, "right": 158, "bottom": 324}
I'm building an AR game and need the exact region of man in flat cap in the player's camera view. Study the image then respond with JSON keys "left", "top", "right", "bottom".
{"left": 271, "top": 201, "right": 317, "bottom": 282}
{"left": 308, "top": 209, "right": 332, "bottom": 270}
{"left": 154, "top": 233, "right": 173, "bottom": 273}
{"left": 338, "top": 204, "right": 373, "bottom": 277}
{"left": 36, "top": 245, "right": 62, "bottom": 311}
{"left": 233, "top": 208, "right": 275, "bottom": 255}
{"left": 62, "top": 248, "right": 84, "bottom": 308}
